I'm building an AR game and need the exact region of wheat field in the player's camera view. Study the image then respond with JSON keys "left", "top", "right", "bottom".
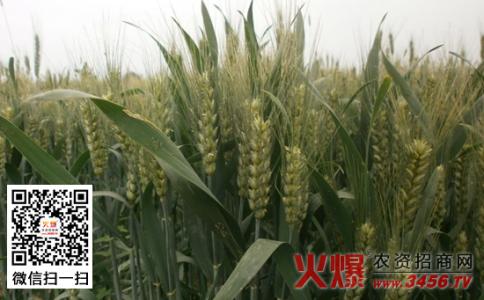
{"left": 0, "top": 3, "right": 484, "bottom": 300}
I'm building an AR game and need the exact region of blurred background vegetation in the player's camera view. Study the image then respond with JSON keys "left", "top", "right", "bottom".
{"left": 0, "top": 2, "right": 483, "bottom": 299}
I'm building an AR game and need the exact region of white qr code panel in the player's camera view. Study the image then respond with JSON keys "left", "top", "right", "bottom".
{"left": 7, "top": 185, "right": 92, "bottom": 289}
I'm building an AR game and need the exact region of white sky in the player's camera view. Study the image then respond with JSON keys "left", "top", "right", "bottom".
{"left": 1, "top": 0, "right": 483, "bottom": 74}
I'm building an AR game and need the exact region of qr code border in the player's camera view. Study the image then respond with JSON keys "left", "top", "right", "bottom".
{"left": 6, "top": 184, "right": 93, "bottom": 289}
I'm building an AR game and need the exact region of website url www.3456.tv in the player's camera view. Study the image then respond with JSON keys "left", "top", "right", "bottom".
{"left": 372, "top": 273, "right": 473, "bottom": 289}
{"left": 292, "top": 252, "right": 474, "bottom": 290}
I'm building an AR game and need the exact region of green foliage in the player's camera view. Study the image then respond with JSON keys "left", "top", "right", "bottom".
{"left": 0, "top": 5, "right": 483, "bottom": 300}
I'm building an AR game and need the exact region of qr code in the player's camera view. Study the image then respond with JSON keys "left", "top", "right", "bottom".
{"left": 7, "top": 185, "right": 92, "bottom": 289}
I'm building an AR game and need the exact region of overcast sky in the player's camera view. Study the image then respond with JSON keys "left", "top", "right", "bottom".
{"left": 0, "top": 0, "right": 483, "bottom": 74}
